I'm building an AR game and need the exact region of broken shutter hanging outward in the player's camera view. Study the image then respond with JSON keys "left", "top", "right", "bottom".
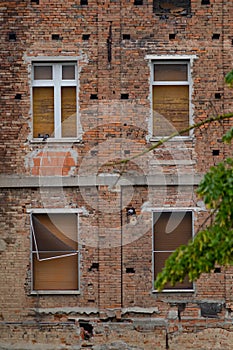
{"left": 31, "top": 213, "right": 78, "bottom": 261}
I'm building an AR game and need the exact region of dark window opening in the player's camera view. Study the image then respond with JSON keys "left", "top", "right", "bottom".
{"left": 201, "top": 0, "right": 210, "bottom": 4}
{"left": 31, "top": 0, "right": 40, "bottom": 4}
{"left": 153, "top": 0, "right": 191, "bottom": 16}
{"left": 80, "top": 0, "right": 88, "bottom": 5}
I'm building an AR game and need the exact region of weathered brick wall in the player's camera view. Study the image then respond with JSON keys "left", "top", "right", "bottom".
{"left": 0, "top": 0, "right": 233, "bottom": 348}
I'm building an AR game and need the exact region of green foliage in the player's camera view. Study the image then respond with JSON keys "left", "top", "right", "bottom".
{"left": 155, "top": 157, "right": 233, "bottom": 291}
{"left": 225, "top": 69, "right": 233, "bottom": 87}
{"left": 222, "top": 127, "right": 233, "bottom": 144}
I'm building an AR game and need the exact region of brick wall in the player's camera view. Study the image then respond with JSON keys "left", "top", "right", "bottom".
{"left": 0, "top": 0, "right": 233, "bottom": 348}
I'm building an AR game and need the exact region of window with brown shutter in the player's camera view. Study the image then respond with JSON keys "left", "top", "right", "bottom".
{"left": 31, "top": 212, "right": 79, "bottom": 292}
{"left": 152, "top": 61, "right": 190, "bottom": 137}
{"left": 32, "top": 62, "right": 78, "bottom": 139}
{"left": 153, "top": 210, "right": 193, "bottom": 291}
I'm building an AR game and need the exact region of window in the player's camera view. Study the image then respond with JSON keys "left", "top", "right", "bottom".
{"left": 153, "top": 0, "right": 191, "bottom": 15}
{"left": 152, "top": 60, "right": 191, "bottom": 137}
{"left": 30, "top": 212, "right": 79, "bottom": 292}
{"left": 153, "top": 210, "right": 193, "bottom": 291}
{"left": 32, "top": 62, "right": 78, "bottom": 139}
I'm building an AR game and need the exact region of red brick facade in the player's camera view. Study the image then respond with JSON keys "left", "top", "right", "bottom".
{"left": 0, "top": 0, "right": 233, "bottom": 349}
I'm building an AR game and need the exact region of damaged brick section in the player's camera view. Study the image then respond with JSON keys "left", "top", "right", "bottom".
{"left": 153, "top": 0, "right": 191, "bottom": 16}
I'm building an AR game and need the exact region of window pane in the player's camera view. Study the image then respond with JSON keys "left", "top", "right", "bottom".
{"left": 33, "top": 254, "right": 78, "bottom": 290}
{"left": 154, "top": 64, "right": 188, "bottom": 81}
{"left": 32, "top": 213, "right": 78, "bottom": 255}
{"left": 61, "top": 87, "right": 77, "bottom": 137}
{"left": 153, "top": 252, "right": 193, "bottom": 290}
{"left": 153, "top": 85, "right": 189, "bottom": 136}
{"left": 153, "top": 211, "right": 192, "bottom": 251}
{"left": 62, "top": 65, "right": 75, "bottom": 80}
{"left": 34, "top": 66, "right": 52, "bottom": 80}
{"left": 33, "top": 87, "right": 54, "bottom": 138}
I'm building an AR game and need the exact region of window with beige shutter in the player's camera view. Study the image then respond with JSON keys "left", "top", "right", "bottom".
{"left": 153, "top": 210, "right": 193, "bottom": 291}
{"left": 30, "top": 213, "right": 79, "bottom": 292}
{"left": 32, "top": 62, "right": 77, "bottom": 139}
{"left": 152, "top": 61, "right": 190, "bottom": 137}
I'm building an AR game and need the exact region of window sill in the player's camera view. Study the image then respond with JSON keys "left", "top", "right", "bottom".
{"left": 31, "top": 290, "right": 80, "bottom": 295}
{"left": 152, "top": 289, "right": 194, "bottom": 293}
{"left": 29, "top": 138, "right": 82, "bottom": 144}
{"left": 150, "top": 136, "right": 194, "bottom": 142}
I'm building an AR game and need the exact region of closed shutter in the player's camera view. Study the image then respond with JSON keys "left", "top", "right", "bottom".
{"left": 33, "top": 87, "right": 54, "bottom": 138}
{"left": 153, "top": 211, "right": 193, "bottom": 290}
{"left": 153, "top": 85, "right": 189, "bottom": 136}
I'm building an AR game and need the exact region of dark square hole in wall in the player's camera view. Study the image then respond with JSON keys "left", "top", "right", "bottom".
{"left": 212, "top": 33, "right": 220, "bottom": 40}
{"left": 79, "top": 321, "right": 93, "bottom": 340}
{"left": 31, "top": 0, "right": 39, "bottom": 4}
{"left": 80, "top": 0, "right": 88, "bottom": 5}
{"left": 232, "top": 39, "right": 233, "bottom": 46}
{"left": 214, "top": 267, "right": 221, "bottom": 273}
{"left": 153, "top": 0, "right": 191, "bottom": 16}
{"left": 88, "top": 262, "right": 99, "bottom": 271}
{"left": 82, "top": 34, "right": 90, "bottom": 40}
{"left": 90, "top": 94, "right": 98, "bottom": 100}
{"left": 169, "top": 33, "right": 176, "bottom": 40}
{"left": 9, "top": 33, "right": 17, "bottom": 41}
{"left": 123, "top": 34, "right": 131, "bottom": 40}
{"left": 200, "top": 303, "right": 222, "bottom": 318}
{"left": 121, "top": 93, "right": 129, "bottom": 100}
{"left": 212, "top": 149, "right": 220, "bottom": 156}
{"left": 52, "top": 34, "right": 61, "bottom": 40}
{"left": 215, "top": 92, "right": 221, "bottom": 99}
{"left": 126, "top": 267, "right": 135, "bottom": 273}
{"left": 15, "top": 94, "right": 22, "bottom": 100}
{"left": 134, "top": 0, "right": 143, "bottom": 5}
{"left": 201, "top": 0, "right": 210, "bottom": 4}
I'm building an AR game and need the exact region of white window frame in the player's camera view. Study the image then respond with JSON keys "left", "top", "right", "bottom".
{"left": 28, "top": 208, "right": 82, "bottom": 295}
{"left": 32, "top": 61, "right": 78, "bottom": 140}
{"left": 152, "top": 208, "right": 195, "bottom": 293}
{"left": 146, "top": 55, "right": 196, "bottom": 141}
